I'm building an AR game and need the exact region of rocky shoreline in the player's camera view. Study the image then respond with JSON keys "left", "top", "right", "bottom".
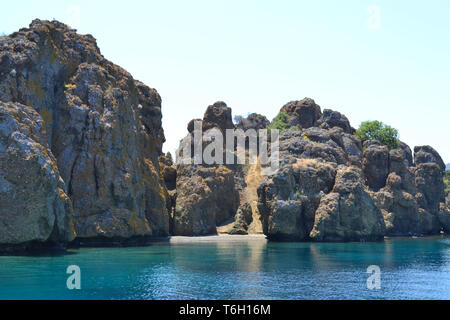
{"left": 1, "top": 20, "right": 449, "bottom": 253}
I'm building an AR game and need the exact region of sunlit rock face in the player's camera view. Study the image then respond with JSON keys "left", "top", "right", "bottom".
{"left": 0, "top": 101, "right": 75, "bottom": 251}
{"left": 1, "top": 20, "right": 447, "bottom": 248}
{"left": 173, "top": 96, "right": 448, "bottom": 241}
{"left": 0, "top": 20, "right": 169, "bottom": 248}
{"left": 257, "top": 98, "right": 447, "bottom": 241}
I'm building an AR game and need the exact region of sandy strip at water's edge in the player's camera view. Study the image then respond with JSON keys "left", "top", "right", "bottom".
{"left": 168, "top": 234, "right": 268, "bottom": 243}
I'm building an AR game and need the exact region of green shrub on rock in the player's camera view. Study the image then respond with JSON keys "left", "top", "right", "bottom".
{"left": 266, "top": 112, "right": 301, "bottom": 132}
{"left": 355, "top": 120, "right": 400, "bottom": 150}
{"left": 267, "top": 111, "right": 289, "bottom": 131}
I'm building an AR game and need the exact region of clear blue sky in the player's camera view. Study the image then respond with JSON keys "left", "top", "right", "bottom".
{"left": 2, "top": 0, "right": 449, "bottom": 163}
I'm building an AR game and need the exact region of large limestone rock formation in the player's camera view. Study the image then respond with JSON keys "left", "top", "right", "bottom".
{"left": 0, "top": 20, "right": 169, "bottom": 247}
{"left": 0, "top": 101, "right": 75, "bottom": 251}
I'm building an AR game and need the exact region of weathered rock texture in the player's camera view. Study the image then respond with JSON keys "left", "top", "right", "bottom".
{"left": 174, "top": 164, "right": 239, "bottom": 235}
{"left": 259, "top": 99, "right": 447, "bottom": 240}
{"left": 174, "top": 97, "right": 447, "bottom": 241}
{"left": 174, "top": 102, "right": 241, "bottom": 235}
{"left": 310, "top": 166, "right": 385, "bottom": 241}
{"left": 235, "top": 113, "right": 270, "bottom": 131}
{"left": 1, "top": 21, "right": 448, "bottom": 247}
{"left": 0, "top": 20, "right": 169, "bottom": 249}
{"left": 0, "top": 101, "right": 75, "bottom": 250}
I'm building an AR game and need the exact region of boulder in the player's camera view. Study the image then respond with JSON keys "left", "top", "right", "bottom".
{"left": 280, "top": 98, "right": 322, "bottom": 129}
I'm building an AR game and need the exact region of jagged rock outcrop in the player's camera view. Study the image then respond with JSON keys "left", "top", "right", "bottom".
{"left": 257, "top": 157, "right": 337, "bottom": 240}
{"left": 2, "top": 20, "right": 448, "bottom": 246}
{"left": 201, "top": 101, "right": 234, "bottom": 133}
{"left": 229, "top": 202, "right": 253, "bottom": 235}
{"left": 0, "top": 101, "right": 75, "bottom": 251}
{"left": 310, "top": 166, "right": 385, "bottom": 241}
{"left": 174, "top": 102, "right": 241, "bottom": 235}
{"left": 235, "top": 113, "right": 270, "bottom": 131}
{"left": 0, "top": 20, "right": 169, "bottom": 246}
{"left": 174, "top": 164, "right": 239, "bottom": 236}
{"left": 280, "top": 98, "right": 322, "bottom": 129}
{"left": 256, "top": 97, "right": 447, "bottom": 240}
{"left": 414, "top": 146, "right": 446, "bottom": 172}
{"left": 176, "top": 96, "right": 447, "bottom": 241}
{"left": 362, "top": 140, "right": 389, "bottom": 191}
{"left": 318, "top": 109, "right": 354, "bottom": 134}
{"left": 257, "top": 123, "right": 385, "bottom": 241}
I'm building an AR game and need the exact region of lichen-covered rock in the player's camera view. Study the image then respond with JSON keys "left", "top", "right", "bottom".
{"left": 178, "top": 95, "right": 446, "bottom": 242}
{"left": 260, "top": 200, "right": 305, "bottom": 240}
{"left": 74, "top": 208, "right": 152, "bottom": 240}
{"left": 173, "top": 164, "right": 239, "bottom": 236}
{"left": 174, "top": 102, "right": 265, "bottom": 236}
{"left": 257, "top": 157, "right": 337, "bottom": 241}
{"left": 369, "top": 143, "right": 443, "bottom": 236}
{"left": 310, "top": 166, "right": 385, "bottom": 241}
{"left": 0, "top": 101, "right": 75, "bottom": 250}
{"left": 0, "top": 20, "right": 169, "bottom": 242}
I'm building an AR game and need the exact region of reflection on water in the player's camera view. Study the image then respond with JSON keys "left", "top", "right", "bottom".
{"left": 0, "top": 237, "right": 449, "bottom": 299}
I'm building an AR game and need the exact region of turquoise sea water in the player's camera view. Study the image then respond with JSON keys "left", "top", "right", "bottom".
{"left": 0, "top": 237, "right": 449, "bottom": 300}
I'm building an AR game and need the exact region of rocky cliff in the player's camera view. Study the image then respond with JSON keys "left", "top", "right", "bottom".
{"left": 174, "top": 98, "right": 449, "bottom": 241}
{"left": 1, "top": 20, "right": 448, "bottom": 251}
{"left": 0, "top": 20, "right": 169, "bottom": 251}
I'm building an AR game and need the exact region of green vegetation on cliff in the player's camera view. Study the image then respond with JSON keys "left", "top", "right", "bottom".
{"left": 355, "top": 120, "right": 400, "bottom": 150}
{"left": 267, "top": 111, "right": 299, "bottom": 131}
{"left": 445, "top": 170, "right": 450, "bottom": 195}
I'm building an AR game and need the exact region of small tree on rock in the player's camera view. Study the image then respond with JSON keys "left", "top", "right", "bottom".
{"left": 356, "top": 120, "right": 400, "bottom": 150}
